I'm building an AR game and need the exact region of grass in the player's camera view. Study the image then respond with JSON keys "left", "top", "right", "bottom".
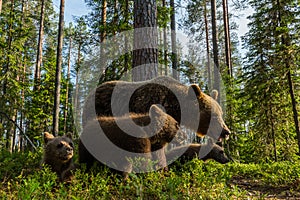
{"left": 1, "top": 150, "right": 300, "bottom": 199}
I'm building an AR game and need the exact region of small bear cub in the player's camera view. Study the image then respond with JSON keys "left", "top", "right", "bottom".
{"left": 41, "top": 132, "right": 75, "bottom": 182}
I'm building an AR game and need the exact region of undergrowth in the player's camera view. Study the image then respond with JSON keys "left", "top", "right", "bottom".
{"left": 0, "top": 150, "right": 299, "bottom": 199}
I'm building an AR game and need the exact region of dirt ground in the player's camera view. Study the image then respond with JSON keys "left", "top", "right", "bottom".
{"left": 229, "top": 176, "right": 300, "bottom": 199}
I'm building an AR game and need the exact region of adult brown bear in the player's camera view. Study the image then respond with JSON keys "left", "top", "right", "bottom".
{"left": 82, "top": 76, "right": 230, "bottom": 141}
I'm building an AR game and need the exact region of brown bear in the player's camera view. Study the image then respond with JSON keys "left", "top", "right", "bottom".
{"left": 41, "top": 132, "right": 75, "bottom": 182}
{"left": 79, "top": 105, "right": 181, "bottom": 177}
{"left": 166, "top": 139, "right": 230, "bottom": 165}
{"left": 82, "top": 76, "right": 230, "bottom": 142}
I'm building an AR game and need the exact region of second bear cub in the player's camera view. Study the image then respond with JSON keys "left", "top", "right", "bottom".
{"left": 79, "top": 105, "right": 181, "bottom": 177}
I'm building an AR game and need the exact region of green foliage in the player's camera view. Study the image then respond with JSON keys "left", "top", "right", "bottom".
{"left": 239, "top": 0, "right": 300, "bottom": 162}
{"left": 1, "top": 151, "right": 300, "bottom": 199}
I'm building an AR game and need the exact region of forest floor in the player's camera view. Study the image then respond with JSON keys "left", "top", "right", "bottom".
{"left": 1, "top": 150, "right": 300, "bottom": 199}
{"left": 229, "top": 175, "right": 300, "bottom": 199}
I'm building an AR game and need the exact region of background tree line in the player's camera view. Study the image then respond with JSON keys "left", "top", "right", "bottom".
{"left": 0, "top": 0, "right": 299, "bottom": 163}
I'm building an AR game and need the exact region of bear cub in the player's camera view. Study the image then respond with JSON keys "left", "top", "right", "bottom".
{"left": 42, "top": 132, "right": 75, "bottom": 182}
{"left": 166, "top": 139, "right": 230, "bottom": 166}
{"left": 79, "top": 104, "right": 181, "bottom": 177}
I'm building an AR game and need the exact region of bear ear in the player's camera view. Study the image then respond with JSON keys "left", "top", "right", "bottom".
{"left": 44, "top": 132, "right": 54, "bottom": 144}
{"left": 149, "top": 104, "right": 164, "bottom": 118}
{"left": 65, "top": 132, "right": 73, "bottom": 140}
{"left": 210, "top": 90, "right": 218, "bottom": 101}
{"left": 188, "top": 84, "right": 202, "bottom": 99}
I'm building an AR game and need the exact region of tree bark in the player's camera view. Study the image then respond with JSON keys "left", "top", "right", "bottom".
{"left": 162, "top": 0, "right": 168, "bottom": 76}
{"left": 204, "top": 1, "right": 211, "bottom": 89}
{"left": 34, "top": 0, "right": 45, "bottom": 91}
{"left": 222, "top": 0, "right": 232, "bottom": 77}
{"left": 101, "top": 0, "right": 107, "bottom": 42}
{"left": 211, "top": 0, "right": 220, "bottom": 99}
{"left": 53, "top": 0, "right": 65, "bottom": 136}
{"left": 170, "top": 0, "right": 178, "bottom": 80}
{"left": 132, "top": 0, "right": 158, "bottom": 81}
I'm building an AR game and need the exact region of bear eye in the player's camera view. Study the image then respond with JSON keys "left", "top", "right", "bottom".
{"left": 69, "top": 142, "right": 73, "bottom": 148}
{"left": 57, "top": 143, "right": 63, "bottom": 148}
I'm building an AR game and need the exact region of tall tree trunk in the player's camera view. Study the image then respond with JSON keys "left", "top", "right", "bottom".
{"left": 211, "top": 0, "right": 220, "bottom": 99}
{"left": 204, "top": 1, "right": 211, "bottom": 89}
{"left": 124, "top": 0, "right": 129, "bottom": 73}
{"left": 287, "top": 70, "right": 300, "bottom": 154}
{"left": 99, "top": 0, "right": 107, "bottom": 81}
{"left": 16, "top": 0, "right": 26, "bottom": 151}
{"left": 222, "top": 0, "right": 232, "bottom": 77}
{"left": 34, "top": 0, "right": 45, "bottom": 91}
{"left": 170, "top": 0, "right": 178, "bottom": 80}
{"left": 101, "top": 0, "right": 107, "bottom": 42}
{"left": 53, "top": 0, "right": 65, "bottom": 136}
{"left": 64, "top": 37, "right": 72, "bottom": 133}
{"left": 162, "top": 0, "right": 168, "bottom": 76}
{"left": 132, "top": 0, "right": 158, "bottom": 81}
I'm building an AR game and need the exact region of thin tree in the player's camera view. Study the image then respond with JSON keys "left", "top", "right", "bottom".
{"left": 204, "top": 0, "right": 211, "bottom": 89}
{"left": 162, "top": 0, "right": 168, "bottom": 76}
{"left": 53, "top": 0, "right": 65, "bottom": 136}
{"left": 211, "top": 0, "right": 220, "bottom": 98}
{"left": 0, "top": 0, "right": 2, "bottom": 14}
{"left": 132, "top": 0, "right": 158, "bottom": 81}
{"left": 170, "top": 0, "right": 178, "bottom": 80}
{"left": 34, "top": 0, "right": 45, "bottom": 91}
{"left": 222, "top": 0, "right": 232, "bottom": 77}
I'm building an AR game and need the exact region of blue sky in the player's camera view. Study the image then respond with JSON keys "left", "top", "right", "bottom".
{"left": 52, "top": 0, "right": 89, "bottom": 23}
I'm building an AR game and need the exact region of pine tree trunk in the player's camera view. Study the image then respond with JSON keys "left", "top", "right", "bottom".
{"left": 287, "top": 70, "right": 300, "bottom": 154}
{"left": 204, "top": 1, "right": 211, "bottom": 89}
{"left": 124, "top": 0, "right": 129, "bottom": 73}
{"left": 222, "top": 0, "right": 232, "bottom": 77}
{"left": 101, "top": 0, "right": 107, "bottom": 42}
{"left": 64, "top": 37, "right": 72, "bottom": 133}
{"left": 132, "top": 0, "right": 158, "bottom": 81}
{"left": 53, "top": 0, "right": 65, "bottom": 136}
{"left": 162, "top": 0, "right": 168, "bottom": 76}
{"left": 211, "top": 0, "right": 220, "bottom": 97}
{"left": 34, "top": 0, "right": 45, "bottom": 91}
{"left": 170, "top": 0, "right": 178, "bottom": 80}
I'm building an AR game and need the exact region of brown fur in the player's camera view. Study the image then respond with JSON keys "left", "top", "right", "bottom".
{"left": 79, "top": 105, "right": 181, "bottom": 177}
{"left": 42, "top": 132, "right": 75, "bottom": 182}
{"left": 166, "top": 140, "right": 230, "bottom": 165}
{"left": 82, "top": 76, "right": 230, "bottom": 141}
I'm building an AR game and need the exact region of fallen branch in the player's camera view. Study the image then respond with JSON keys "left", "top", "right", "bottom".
{"left": 0, "top": 111, "right": 37, "bottom": 151}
